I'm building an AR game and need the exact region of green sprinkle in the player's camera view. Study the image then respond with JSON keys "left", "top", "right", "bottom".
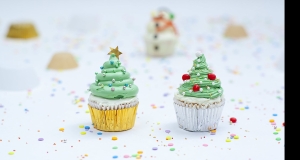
{"left": 112, "top": 146, "right": 118, "bottom": 149}
{"left": 132, "top": 154, "right": 137, "bottom": 157}
{"left": 276, "top": 137, "right": 281, "bottom": 141}
{"left": 273, "top": 132, "right": 278, "bottom": 135}
{"left": 170, "top": 148, "right": 175, "bottom": 151}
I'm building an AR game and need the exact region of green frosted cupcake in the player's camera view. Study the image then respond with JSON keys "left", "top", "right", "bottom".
{"left": 173, "top": 51, "right": 225, "bottom": 132}
{"left": 88, "top": 47, "right": 139, "bottom": 132}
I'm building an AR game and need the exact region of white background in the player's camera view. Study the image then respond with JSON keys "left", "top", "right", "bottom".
{"left": 0, "top": 0, "right": 284, "bottom": 160}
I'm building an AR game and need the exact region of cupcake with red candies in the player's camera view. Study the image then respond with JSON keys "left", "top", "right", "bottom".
{"left": 173, "top": 51, "right": 225, "bottom": 132}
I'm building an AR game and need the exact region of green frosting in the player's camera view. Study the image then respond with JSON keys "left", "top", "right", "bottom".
{"left": 177, "top": 54, "right": 223, "bottom": 99}
{"left": 89, "top": 53, "right": 138, "bottom": 99}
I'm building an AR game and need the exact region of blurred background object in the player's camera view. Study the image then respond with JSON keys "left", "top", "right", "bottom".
{"left": 144, "top": 7, "right": 178, "bottom": 57}
{"left": 47, "top": 52, "right": 78, "bottom": 70}
{"left": 6, "top": 22, "right": 38, "bottom": 39}
{"left": 223, "top": 23, "right": 248, "bottom": 39}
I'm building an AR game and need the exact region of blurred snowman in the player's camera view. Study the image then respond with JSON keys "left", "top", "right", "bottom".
{"left": 144, "top": 8, "right": 178, "bottom": 57}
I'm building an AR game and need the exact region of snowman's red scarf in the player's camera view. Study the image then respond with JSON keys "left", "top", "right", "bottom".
{"left": 153, "top": 15, "right": 178, "bottom": 35}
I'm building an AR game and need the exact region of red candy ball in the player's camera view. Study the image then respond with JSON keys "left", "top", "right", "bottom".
{"left": 230, "top": 117, "right": 237, "bottom": 123}
{"left": 193, "top": 84, "right": 200, "bottom": 92}
{"left": 283, "top": 122, "right": 285, "bottom": 126}
{"left": 182, "top": 74, "right": 190, "bottom": 81}
{"left": 208, "top": 73, "right": 216, "bottom": 80}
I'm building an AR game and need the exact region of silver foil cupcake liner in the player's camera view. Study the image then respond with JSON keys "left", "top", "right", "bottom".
{"left": 173, "top": 99, "right": 225, "bottom": 132}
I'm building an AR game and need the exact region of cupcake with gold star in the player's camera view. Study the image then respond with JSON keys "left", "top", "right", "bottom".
{"left": 88, "top": 46, "right": 139, "bottom": 131}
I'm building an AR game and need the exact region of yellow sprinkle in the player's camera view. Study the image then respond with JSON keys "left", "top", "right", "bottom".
{"left": 234, "top": 135, "right": 239, "bottom": 139}
{"left": 137, "top": 150, "right": 143, "bottom": 154}
{"left": 8, "top": 152, "right": 14, "bottom": 155}
{"left": 276, "top": 128, "right": 281, "bottom": 131}
{"left": 78, "top": 105, "right": 83, "bottom": 108}
{"left": 81, "top": 131, "right": 86, "bottom": 135}
{"left": 157, "top": 122, "right": 160, "bottom": 125}
{"left": 59, "top": 128, "right": 64, "bottom": 132}
{"left": 166, "top": 136, "right": 172, "bottom": 140}
{"left": 269, "top": 119, "right": 275, "bottom": 123}
{"left": 85, "top": 110, "right": 90, "bottom": 113}
{"left": 112, "top": 136, "right": 118, "bottom": 140}
{"left": 84, "top": 154, "right": 88, "bottom": 157}
{"left": 79, "top": 125, "right": 84, "bottom": 128}
{"left": 240, "top": 108, "right": 245, "bottom": 110}
{"left": 226, "top": 138, "right": 231, "bottom": 142}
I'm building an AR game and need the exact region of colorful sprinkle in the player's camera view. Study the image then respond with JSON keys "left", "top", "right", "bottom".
{"left": 112, "top": 136, "right": 118, "bottom": 140}
{"left": 38, "top": 138, "right": 44, "bottom": 141}
{"left": 112, "top": 155, "right": 118, "bottom": 158}
{"left": 8, "top": 152, "right": 14, "bottom": 155}
{"left": 203, "top": 144, "right": 208, "bottom": 147}
{"left": 152, "top": 147, "right": 158, "bottom": 150}
{"left": 269, "top": 119, "right": 275, "bottom": 122}
{"left": 124, "top": 155, "right": 130, "bottom": 158}
{"left": 273, "top": 114, "right": 278, "bottom": 116}
{"left": 112, "top": 146, "right": 118, "bottom": 149}
{"left": 97, "top": 132, "right": 102, "bottom": 135}
{"left": 170, "top": 148, "right": 175, "bottom": 151}
{"left": 276, "top": 137, "right": 281, "bottom": 141}
{"left": 81, "top": 131, "right": 86, "bottom": 135}
{"left": 168, "top": 143, "right": 173, "bottom": 146}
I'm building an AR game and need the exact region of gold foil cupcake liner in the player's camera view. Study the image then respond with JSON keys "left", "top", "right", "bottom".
{"left": 88, "top": 104, "right": 138, "bottom": 131}
{"left": 173, "top": 99, "right": 225, "bottom": 132}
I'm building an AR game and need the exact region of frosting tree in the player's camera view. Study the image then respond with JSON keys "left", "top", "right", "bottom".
{"left": 177, "top": 52, "right": 223, "bottom": 99}
{"left": 89, "top": 47, "right": 138, "bottom": 99}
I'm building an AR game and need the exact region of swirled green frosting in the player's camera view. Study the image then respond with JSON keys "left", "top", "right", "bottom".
{"left": 177, "top": 54, "right": 223, "bottom": 99}
{"left": 89, "top": 53, "right": 138, "bottom": 99}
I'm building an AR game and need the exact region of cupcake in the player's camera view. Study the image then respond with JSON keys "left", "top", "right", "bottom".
{"left": 6, "top": 23, "right": 38, "bottom": 39}
{"left": 144, "top": 9, "right": 178, "bottom": 57}
{"left": 173, "top": 52, "right": 225, "bottom": 132}
{"left": 88, "top": 46, "right": 139, "bottom": 131}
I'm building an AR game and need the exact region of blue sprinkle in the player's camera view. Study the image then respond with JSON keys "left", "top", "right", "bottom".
{"left": 112, "top": 155, "right": 118, "bottom": 159}
{"left": 97, "top": 132, "right": 102, "bottom": 135}
{"left": 100, "top": 66, "right": 104, "bottom": 69}
{"left": 24, "top": 109, "right": 29, "bottom": 111}
{"left": 273, "top": 114, "right": 278, "bottom": 116}
{"left": 58, "top": 80, "right": 62, "bottom": 84}
{"left": 124, "top": 84, "right": 128, "bottom": 87}
{"left": 245, "top": 106, "right": 249, "bottom": 109}
{"left": 85, "top": 126, "right": 90, "bottom": 130}
{"left": 109, "top": 84, "right": 112, "bottom": 87}
{"left": 110, "top": 61, "right": 114, "bottom": 65}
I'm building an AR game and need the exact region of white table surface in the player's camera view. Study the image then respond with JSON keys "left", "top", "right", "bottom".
{"left": 0, "top": 0, "right": 285, "bottom": 159}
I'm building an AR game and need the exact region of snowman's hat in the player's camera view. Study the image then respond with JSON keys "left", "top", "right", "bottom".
{"left": 152, "top": 7, "right": 175, "bottom": 21}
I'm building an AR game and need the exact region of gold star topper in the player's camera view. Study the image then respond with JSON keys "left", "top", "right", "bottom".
{"left": 108, "top": 46, "right": 122, "bottom": 59}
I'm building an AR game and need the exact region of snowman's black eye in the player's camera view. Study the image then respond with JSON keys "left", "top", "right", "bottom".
{"left": 155, "top": 23, "right": 159, "bottom": 28}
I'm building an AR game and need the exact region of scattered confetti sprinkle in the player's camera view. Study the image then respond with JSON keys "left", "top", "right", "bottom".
{"left": 273, "top": 132, "right": 278, "bottom": 135}
{"left": 8, "top": 152, "right": 14, "bottom": 155}
{"left": 203, "top": 144, "right": 208, "bottom": 147}
{"left": 97, "top": 132, "right": 102, "bottom": 135}
{"left": 112, "top": 136, "right": 118, "bottom": 140}
{"left": 269, "top": 119, "right": 275, "bottom": 122}
{"left": 273, "top": 114, "right": 278, "bottom": 116}
{"left": 168, "top": 143, "right": 173, "bottom": 146}
{"left": 276, "top": 128, "right": 281, "bottom": 131}
{"left": 124, "top": 155, "right": 130, "bottom": 158}
{"left": 79, "top": 125, "right": 84, "bottom": 128}
{"left": 165, "top": 130, "right": 171, "bottom": 133}
{"left": 276, "top": 137, "right": 281, "bottom": 141}
{"left": 113, "top": 155, "right": 118, "bottom": 158}
{"left": 152, "top": 147, "right": 158, "bottom": 150}
{"left": 234, "top": 136, "right": 239, "bottom": 139}
{"left": 38, "top": 138, "right": 44, "bottom": 141}
{"left": 226, "top": 138, "right": 231, "bottom": 142}
{"left": 81, "top": 132, "right": 86, "bottom": 135}
{"left": 113, "top": 146, "right": 118, "bottom": 149}
{"left": 230, "top": 117, "right": 237, "bottom": 123}
{"left": 170, "top": 148, "right": 175, "bottom": 151}
{"left": 59, "top": 128, "right": 64, "bottom": 132}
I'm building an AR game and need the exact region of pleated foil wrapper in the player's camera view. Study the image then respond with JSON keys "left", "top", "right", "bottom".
{"left": 88, "top": 104, "right": 138, "bottom": 132}
{"left": 88, "top": 97, "right": 139, "bottom": 131}
{"left": 174, "top": 98, "right": 225, "bottom": 132}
